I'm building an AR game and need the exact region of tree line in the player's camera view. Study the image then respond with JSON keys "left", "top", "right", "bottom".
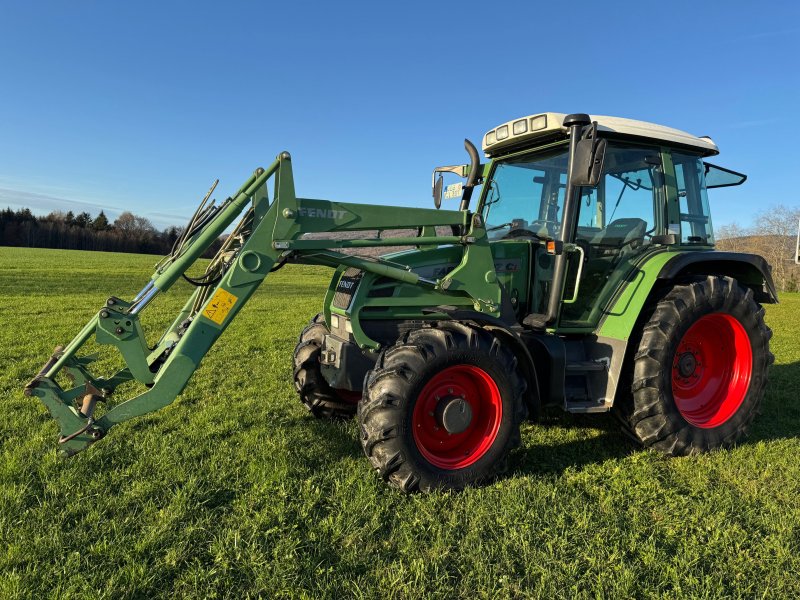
{"left": 0, "top": 207, "right": 222, "bottom": 257}
{"left": 716, "top": 204, "right": 800, "bottom": 292}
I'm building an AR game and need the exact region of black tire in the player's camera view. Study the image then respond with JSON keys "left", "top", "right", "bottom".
{"left": 616, "top": 275, "right": 773, "bottom": 455}
{"left": 359, "top": 322, "right": 527, "bottom": 493}
{"left": 292, "top": 314, "right": 358, "bottom": 419}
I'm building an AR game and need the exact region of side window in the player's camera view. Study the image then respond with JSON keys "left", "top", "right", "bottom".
{"left": 603, "top": 164, "right": 657, "bottom": 230}
{"left": 672, "top": 152, "right": 714, "bottom": 244}
{"left": 577, "top": 188, "right": 600, "bottom": 229}
{"left": 575, "top": 145, "right": 661, "bottom": 248}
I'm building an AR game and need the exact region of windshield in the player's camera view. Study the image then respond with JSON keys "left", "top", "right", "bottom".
{"left": 482, "top": 148, "right": 569, "bottom": 240}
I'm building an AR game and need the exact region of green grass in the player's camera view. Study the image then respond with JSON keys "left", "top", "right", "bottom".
{"left": 1, "top": 246, "right": 799, "bottom": 599}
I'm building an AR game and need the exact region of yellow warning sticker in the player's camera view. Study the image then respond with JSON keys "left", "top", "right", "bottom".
{"left": 203, "top": 288, "right": 238, "bottom": 325}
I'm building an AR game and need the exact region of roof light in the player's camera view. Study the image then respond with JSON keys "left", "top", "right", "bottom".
{"left": 485, "top": 130, "right": 496, "bottom": 146}
{"left": 496, "top": 125, "right": 509, "bottom": 141}
{"left": 530, "top": 114, "right": 547, "bottom": 131}
{"left": 513, "top": 119, "right": 528, "bottom": 135}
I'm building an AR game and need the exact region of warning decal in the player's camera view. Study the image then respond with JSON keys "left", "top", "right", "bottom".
{"left": 202, "top": 288, "right": 238, "bottom": 325}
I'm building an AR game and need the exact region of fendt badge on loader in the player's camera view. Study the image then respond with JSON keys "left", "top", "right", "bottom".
{"left": 26, "top": 113, "right": 776, "bottom": 492}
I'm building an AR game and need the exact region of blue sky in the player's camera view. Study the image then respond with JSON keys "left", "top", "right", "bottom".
{"left": 1, "top": 1, "right": 798, "bottom": 229}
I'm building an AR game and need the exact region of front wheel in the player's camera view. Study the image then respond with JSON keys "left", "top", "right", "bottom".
{"left": 358, "top": 322, "right": 527, "bottom": 493}
{"left": 292, "top": 314, "right": 359, "bottom": 419}
{"left": 617, "top": 276, "right": 773, "bottom": 455}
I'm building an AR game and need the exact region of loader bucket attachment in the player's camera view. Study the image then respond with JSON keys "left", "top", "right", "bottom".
{"left": 24, "top": 150, "right": 475, "bottom": 456}
{"left": 23, "top": 155, "right": 287, "bottom": 456}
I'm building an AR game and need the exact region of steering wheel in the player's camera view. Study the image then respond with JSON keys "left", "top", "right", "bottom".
{"left": 502, "top": 228, "right": 544, "bottom": 241}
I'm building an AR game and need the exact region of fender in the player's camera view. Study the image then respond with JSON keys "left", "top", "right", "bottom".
{"left": 657, "top": 251, "right": 778, "bottom": 304}
{"left": 598, "top": 249, "right": 778, "bottom": 345}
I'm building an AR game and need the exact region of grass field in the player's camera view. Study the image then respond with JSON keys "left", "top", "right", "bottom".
{"left": 1, "top": 247, "right": 799, "bottom": 599}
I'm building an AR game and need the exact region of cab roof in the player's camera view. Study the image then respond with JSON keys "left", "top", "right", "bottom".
{"left": 482, "top": 112, "right": 719, "bottom": 158}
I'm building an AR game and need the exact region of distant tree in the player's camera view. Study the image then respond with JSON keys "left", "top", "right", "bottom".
{"left": 65, "top": 211, "right": 75, "bottom": 227}
{"left": 75, "top": 211, "right": 92, "bottom": 228}
{"left": 44, "top": 210, "right": 67, "bottom": 222}
{"left": 715, "top": 222, "right": 749, "bottom": 253}
{"left": 163, "top": 226, "right": 181, "bottom": 249}
{"left": 92, "top": 211, "right": 109, "bottom": 231}
{"left": 114, "top": 211, "right": 155, "bottom": 237}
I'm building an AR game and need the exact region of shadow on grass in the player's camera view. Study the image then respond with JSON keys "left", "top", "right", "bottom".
{"left": 513, "top": 412, "right": 635, "bottom": 477}
{"left": 241, "top": 361, "right": 800, "bottom": 482}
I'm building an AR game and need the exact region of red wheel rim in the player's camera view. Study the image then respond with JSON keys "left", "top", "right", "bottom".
{"left": 671, "top": 313, "right": 753, "bottom": 428}
{"left": 412, "top": 365, "right": 502, "bottom": 470}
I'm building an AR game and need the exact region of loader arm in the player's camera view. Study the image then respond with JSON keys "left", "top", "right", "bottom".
{"left": 24, "top": 151, "right": 502, "bottom": 456}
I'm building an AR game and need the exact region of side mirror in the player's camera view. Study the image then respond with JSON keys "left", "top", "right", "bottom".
{"left": 570, "top": 136, "right": 607, "bottom": 188}
{"left": 433, "top": 174, "right": 444, "bottom": 209}
{"left": 431, "top": 162, "right": 472, "bottom": 209}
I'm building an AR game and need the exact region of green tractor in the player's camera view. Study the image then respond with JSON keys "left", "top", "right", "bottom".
{"left": 26, "top": 112, "right": 776, "bottom": 492}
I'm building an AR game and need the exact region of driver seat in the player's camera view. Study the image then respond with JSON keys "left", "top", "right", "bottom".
{"left": 581, "top": 218, "right": 648, "bottom": 286}
{"left": 589, "top": 218, "right": 647, "bottom": 251}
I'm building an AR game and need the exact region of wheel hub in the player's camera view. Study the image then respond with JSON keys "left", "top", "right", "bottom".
{"left": 436, "top": 396, "right": 473, "bottom": 434}
{"left": 677, "top": 351, "right": 698, "bottom": 378}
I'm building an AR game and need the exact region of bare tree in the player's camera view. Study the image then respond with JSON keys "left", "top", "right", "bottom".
{"left": 750, "top": 204, "right": 800, "bottom": 292}
{"left": 715, "top": 222, "right": 749, "bottom": 253}
{"left": 114, "top": 211, "right": 156, "bottom": 237}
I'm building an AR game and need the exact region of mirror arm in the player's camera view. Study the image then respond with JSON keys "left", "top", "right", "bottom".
{"left": 460, "top": 139, "right": 481, "bottom": 211}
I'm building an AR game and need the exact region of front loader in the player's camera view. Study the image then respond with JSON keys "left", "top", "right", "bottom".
{"left": 26, "top": 113, "right": 777, "bottom": 492}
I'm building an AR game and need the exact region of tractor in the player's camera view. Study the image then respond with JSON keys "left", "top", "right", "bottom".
{"left": 25, "top": 112, "right": 776, "bottom": 492}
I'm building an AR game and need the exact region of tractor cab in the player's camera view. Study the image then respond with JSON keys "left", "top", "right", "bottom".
{"left": 461, "top": 113, "right": 749, "bottom": 330}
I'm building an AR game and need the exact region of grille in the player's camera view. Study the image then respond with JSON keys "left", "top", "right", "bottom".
{"left": 332, "top": 268, "right": 363, "bottom": 309}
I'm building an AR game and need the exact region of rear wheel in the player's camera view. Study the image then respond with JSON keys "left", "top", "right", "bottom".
{"left": 292, "top": 314, "right": 359, "bottom": 419}
{"left": 359, "top": 322, "right": 527, "bottom": 492}
{"left": 617, "top": 276, "right": 773, "bottom": 455}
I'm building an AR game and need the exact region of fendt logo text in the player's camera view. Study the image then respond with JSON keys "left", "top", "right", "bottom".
{"left": 297, "top": 207, "right": 350, "bottom": 220}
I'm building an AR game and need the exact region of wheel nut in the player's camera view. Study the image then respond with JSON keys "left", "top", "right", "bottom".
{"left": 100, "top": 310, "right": 109, "bottom": 318}
{"left": 115, "top": 327, "right": 124, "bottom": 335}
